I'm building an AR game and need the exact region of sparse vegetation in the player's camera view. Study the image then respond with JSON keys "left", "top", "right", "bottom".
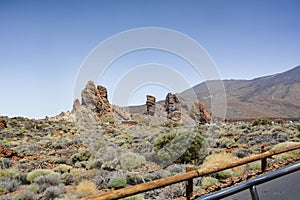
{"left": 0, "top": 115, "right": 299, "bottom": 199}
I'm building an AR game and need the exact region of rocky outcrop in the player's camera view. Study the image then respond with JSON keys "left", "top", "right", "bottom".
{"left": 0, "top": 120, "right": 7, "bottom": 129}
{"left": 190, "top": 101, "right": 211, "bottom": 124}
{"left": 72, "top": 81, "right": 112, "bottom": 123}
{"left": 145, "top": 95, "right": 156, "bottom": 116}
{"left": 164, "top": 93, "right": 181, "bottom": 121}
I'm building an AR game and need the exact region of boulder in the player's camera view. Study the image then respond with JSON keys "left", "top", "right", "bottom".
{"left": 0, "top": 145, "right": 15, "bottom": 158}
{"left": 190, "top": 101, "right": 211, "bottom": 124}
{"left": 0, "top": 120, "right": 7, "bottom": 129}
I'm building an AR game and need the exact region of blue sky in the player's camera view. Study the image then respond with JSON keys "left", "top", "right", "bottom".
{"left": 0, "top": 0, "right": 299, "bottom": 119}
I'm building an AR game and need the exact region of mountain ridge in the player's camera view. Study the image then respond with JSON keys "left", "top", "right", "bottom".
{"left": 181, "top": 65, "right": 300, "bottom": 119}
{"left": 128, "top": 66, "right": 300, "bottom": 120}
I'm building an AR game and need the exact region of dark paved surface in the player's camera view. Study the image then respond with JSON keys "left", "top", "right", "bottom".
{"left": 222, "top": 169, "right": 300, "bottom": 200}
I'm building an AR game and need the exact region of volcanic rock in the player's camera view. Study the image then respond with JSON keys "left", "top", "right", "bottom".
{"left": 190, "top": 101, "right": 211, "bottom": 124}
{"left": 0, "top": 145, "right": 15, "bottom": 158}
{"left": 72, "top": 81, "right": 112, "bottom": 123}
{"left": 145, "top": 95, "right": 156, "bottom": 116}
{"left": 164, "top": 93, "right": 181, "bottom": 121}
{"left": 0, "top": 120, "right": 7, "bottom": 129}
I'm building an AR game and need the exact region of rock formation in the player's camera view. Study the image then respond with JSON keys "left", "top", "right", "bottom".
{"left": 145, "top": 95, "right": 156, "bottom": 116}
{"left": 72, "top": 81, "right": 112, "bottom": 123}
{"left": 0, "top": 120, "right": 7, "bottom": 129}
{"left": 164, "top": 93, "right": 181, "bottom": 121}
{"left": 190, "top": 100, "right": 211, "bottom": 124}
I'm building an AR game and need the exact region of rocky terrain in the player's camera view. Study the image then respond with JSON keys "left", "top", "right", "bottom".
{"left": 0, "top": 114, "right": 299, "bottom": 200}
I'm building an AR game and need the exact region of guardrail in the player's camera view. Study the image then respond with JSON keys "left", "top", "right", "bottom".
{"left": 82, "top": 144, "right": 300, "bottom": 200}
{"left": 196, "top": 162, "right": 300, "bottom": 200}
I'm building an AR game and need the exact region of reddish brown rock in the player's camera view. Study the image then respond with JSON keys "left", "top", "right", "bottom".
{"left": 145, "top": 95, "right": 156, "bottom": 116}
{"left": 0, "top": 120, "right": 6, "bottom": 129}
{"left": 164, "top": 93, "right": 181, "bottom": 121}
{"left": 0, "top": 145, "right": 15, "bottom": 158}
{"left": 190, "top": 101, "right": 211, "bottom": 124}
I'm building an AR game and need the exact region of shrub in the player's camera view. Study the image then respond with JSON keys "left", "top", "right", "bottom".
{"left": 201, "top": 153, "right": 244, "bottom": 179}
{"left": 53, "top": 164, "right": 72, "bottom": 173}
{"left": 234, "top": 149, "right": 252, "bottom": 158}
{"left": 0, "top": 169, "right": 20, "bottom": 179}
{"left": 42, "top": 186, "right": 65, "bottom": 200}
{"left": 248, "top": 161, "right": 261, "bottom": 171}
{"left": 272, "top": 142, "right": 300, "bottom": 160}
{"left": 120, "top": 152, "right": 146, "bottom": 170}
{"left": 27, "top": 169, "right": 59, "bottom": 183}
{"left": 126, "top": 173, "right": 143, "bottom": 185}
{"left": 201, "top": 177, "right": 219, "bottom": 189}
{"left": 252, "top": 119, "right": 272, "bottom": 126}
{"left": 71, "top": 149, "right": 91, "bottom": 163}
{"left": 0, "top": 177, "right": 21, "bottom": 194}
{"left": 215, "top": 137, "right": 237, "bottom": 148}
{"left": 28, "top": 184, "right": 39, "bottom": 193}
{"left": 13, "top": 191, "right": 37, "bottom": 200}
{"left": 61, "top": 173, "right": 74, "bottom": 185}
{"left": 154, "top": 130, "right": 206, "bottom": 166}
{"left": 0, "top": 158, "right": 13, "bottom": 169}
{"left": 107, "top": 175, "right": 127, "bottom": 189}
{"left": 76, "top": 179, "right": 97, "bottom": 197}
{"left": 33, "top": 174, "right": 61, "bottom": 193}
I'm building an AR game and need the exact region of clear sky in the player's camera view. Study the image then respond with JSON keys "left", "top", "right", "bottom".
{"left": 0, "top": 0, "right": 299, "bottom": 119}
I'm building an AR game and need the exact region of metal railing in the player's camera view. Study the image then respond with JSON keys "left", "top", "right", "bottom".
{"left": 82, "top": 144, "right": 300, "bottom": 200}
{"left": 196, "top": 162, "right": 300, "bottom": 200}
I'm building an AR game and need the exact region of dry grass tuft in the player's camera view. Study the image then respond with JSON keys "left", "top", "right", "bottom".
{"left": 76, "top": 179, "right": 97, "bottom": 197}
{"left": 201, "top": 153, "right": 244, "bottom": 178}
{"left": 272, "top": 141, "right": 300, "bottom": 160}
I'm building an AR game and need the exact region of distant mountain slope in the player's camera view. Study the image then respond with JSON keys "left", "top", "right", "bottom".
{"left": 181, "top": 66, "right": 300, "bottom": 119}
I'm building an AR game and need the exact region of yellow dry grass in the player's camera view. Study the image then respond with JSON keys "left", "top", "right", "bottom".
{"left": 76, "top": 179, "right": 97, "bottom": 197}
{"left": 201, "top": 153, "right": 244, "bottom": 178}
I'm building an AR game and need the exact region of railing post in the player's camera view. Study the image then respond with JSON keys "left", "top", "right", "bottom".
{"left": 186, "top": 166, "right": 193, "bottom": 200}
{"left": 249, "top": 185, "right": 260, "bottom": 200}
{"left": 261, "top": 145, "right": 267, "bottom": 173}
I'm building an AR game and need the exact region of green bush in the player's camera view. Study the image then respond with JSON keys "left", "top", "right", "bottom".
{"left": 154, "top": 130, "right": 206, "bottom": 166}
{"left": 215, "top": 137, "right": 237, "bottom": 148}
{"left": 0, "top": 169, "right": 20, "bottom": 179}
{"left": 201, "top": 177, "right": 219, "bottom": 189}
{"left": 71, "top": 149, "right": 91, "bottom": 163}
{"left": 120, "top": 152, "right": 146, "bottom": 170}
{"left": 107, "top": 175, "right": 127, "bottom": 189}
{"left": 53, "top": 164, "right": 72, "bottom": 173}
{"left": 27, "top": 169, "right": 59, "bottom": 183}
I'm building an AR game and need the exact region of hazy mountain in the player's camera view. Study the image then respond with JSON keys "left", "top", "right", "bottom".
{"left": 181, "top": 66, "right": 300, "bottom": 119}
